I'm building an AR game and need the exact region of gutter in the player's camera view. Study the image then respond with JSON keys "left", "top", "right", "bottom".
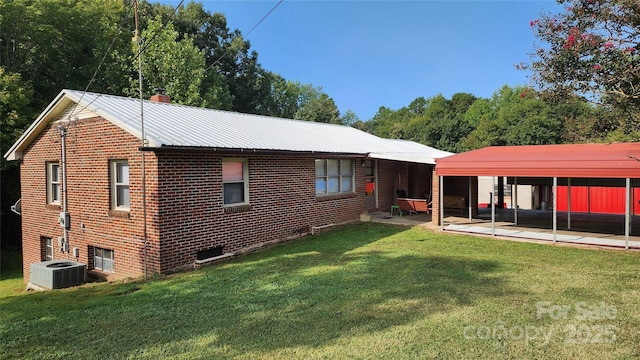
{"left": 138, "top": 145, "right": 367, "bottom": 158}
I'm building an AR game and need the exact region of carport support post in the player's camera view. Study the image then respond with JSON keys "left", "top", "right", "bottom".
{"left": 514, "top": 177, "right": 518, "bottom": 226}
{"left": 468, "top": 177, "right": 472, "bottom": 222}
{"left": 626, "top": 178, "right": 631, "bottom": 249}
{"left": 491, "top": 176, "right": 496, "bottom": 236}
{"left": 553, "top": 177, "right": 557, "bottom": 243}
{"left": 439, "top": 175, "right": 444, "bottom": 230}
{"left": 567, "top": 178, "right": 571, "bottom": 230}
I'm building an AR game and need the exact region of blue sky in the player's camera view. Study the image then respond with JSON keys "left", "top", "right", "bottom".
{"left": 169, "top": 0, "right": 563, "bottom": 120}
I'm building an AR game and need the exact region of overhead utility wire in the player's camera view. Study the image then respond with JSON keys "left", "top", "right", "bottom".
{"left": 138, "top": 0, "right": 185, "bottom": 55}
{"left": 73, "top": 0, "right": 183, "bottom": 122}
{"left": 205, "top": 0, "right": 284, "bottom": 73}
{"left": 67, "top": 2, "right": 136, "bottom": 119}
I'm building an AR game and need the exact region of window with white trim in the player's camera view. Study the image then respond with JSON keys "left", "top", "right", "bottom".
{"left": 42, "top": 237, "right": 53, "bottom": 261}
{"left": 111, "top": 160, "right": 130, "bottom": 210}
{"left": 315, "top": 159, "right": 354, "bottom": 195}
{"left": 94, "top": 247, "right": 114, "bottom": 272}
{"left": 222, "top": 159, "right": 249, "bottom": 205}
{"left": 47, "top": 162, "right": 60, "bottom": 204}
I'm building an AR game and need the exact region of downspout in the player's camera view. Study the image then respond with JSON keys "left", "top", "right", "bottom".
{"left": 58, "top": 124, "right": 70, "bottom": 257}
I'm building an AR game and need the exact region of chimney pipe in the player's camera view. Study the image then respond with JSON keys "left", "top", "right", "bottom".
{"left": 150, "top": 88, "right": 170, "bottom": 103}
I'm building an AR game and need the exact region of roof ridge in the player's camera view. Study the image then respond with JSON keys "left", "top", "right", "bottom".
{"left": 64, "top": 89, "right": 359, "bottom": 130}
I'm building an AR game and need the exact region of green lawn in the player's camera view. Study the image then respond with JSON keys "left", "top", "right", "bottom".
{"left": 1, "top": 223, "right": 639, "bottom": 359}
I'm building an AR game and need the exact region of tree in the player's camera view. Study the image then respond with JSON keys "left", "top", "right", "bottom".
{"left": 0, "top": 68, "right": 34, "bottom": 249}
{"left": 368, "top": 106, "right": 411, "bottom": 139}
{"left": 527, "top": 0, "right": 640, "bottom": 138}
{"left": 130, "top": 17, "right": 205, "bottom": 106}
{"left": 0, "top": 0, "right": 127, "bottom": 108}
{"left": 341, "top": 110, "right": 359, "bottom": 127}
{"left": 294, "top": 93, "right": 341, "bottom": 124}
{"left": 463, "top": 86, "right": 563, "bottom": 150}
{"left": 0, "top": 69, "right": 34, "bottom": 168}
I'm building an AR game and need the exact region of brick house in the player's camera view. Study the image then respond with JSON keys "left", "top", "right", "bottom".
{"left": 5, "top": 89, "right": 451, "bottom": 283}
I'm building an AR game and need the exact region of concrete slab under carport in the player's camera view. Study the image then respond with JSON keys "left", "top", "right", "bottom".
{"left": 362, "top": 207, "right": 640, "bottom": 249}
{"left": 442, "top": 208, "right": 640, "bottom": 249}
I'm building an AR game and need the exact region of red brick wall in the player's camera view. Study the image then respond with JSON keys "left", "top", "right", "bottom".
{"left": 19, "top": 115, "right": 412, "bottom": 280}
{"left": 408, "top": 163, "right": 433, "bottom": 199}
{"left": 19, "top": 115, "right": 375, "bottom": 280}
{"left": 20, "top": 117, "right": 160, "bottom": 282}
{"left": 155, "top": 153, "right": 368, "bottom": 272}
{"left": 377, "top": 159, "right": 405, "bottom": 212}
{"left": 432, "top": 169, "right": 441, "bottom": 225}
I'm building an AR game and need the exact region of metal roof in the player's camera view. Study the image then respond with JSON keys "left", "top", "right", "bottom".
{"left": 369, "top": 139, "right": 453, "bottom": 164}
{"left": 5, "top": 89, "right": 452, "bottom": 164}
{"left": 435, "top": 143, "right": 640, "bottom": 178}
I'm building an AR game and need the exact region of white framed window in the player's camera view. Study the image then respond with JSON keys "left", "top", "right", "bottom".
{"left": 315, "top": 159, "right": 354, "bottom": 195}
{"left": 222, "top": 158, "right": 249, "bottom": 206}
{"left": 94, "top": 247, "right": 114, "bottom": 272}
{"left": 47, "top": 162, "right": 60, "bottom": 204}
{"left": 111, "top": 160, "right": 130, "bottom": 210}
{"left": 43, "top": 237, "right": 53, "bottom": 261}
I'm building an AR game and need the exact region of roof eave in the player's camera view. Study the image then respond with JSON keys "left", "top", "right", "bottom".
{"left": 4, "top": 90, "right": 73, "bottom": 161}
{"left": 141, "top": 145, "right": 368, "bottom": 157}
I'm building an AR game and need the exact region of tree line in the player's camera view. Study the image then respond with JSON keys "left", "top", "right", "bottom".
{"left": 356, "top": 85, "right": 617, "bottom": 153}
{"left": 1, "top": 0, "right": 638, "bottom": 248}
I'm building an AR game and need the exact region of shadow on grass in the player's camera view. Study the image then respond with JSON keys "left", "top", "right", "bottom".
{"left": 0, "top": 224, "right": 513, "bottom": 358}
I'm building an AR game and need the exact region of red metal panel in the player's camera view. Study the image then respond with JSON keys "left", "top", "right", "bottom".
{"left": 590, "top": 187, "right": 625, "bottom": 214}
{"left": 635, "top": 188, "right": 640, "bottom": 215}
{"left": 556, "top": 186, "right": 567, "bottom": 211}
{"left": 556, "top": 186, "right": 589, "bottom": 212}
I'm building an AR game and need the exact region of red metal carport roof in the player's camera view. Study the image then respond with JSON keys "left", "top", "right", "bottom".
{"left": 435, "top": 143, "right": 640, "bottom": 178}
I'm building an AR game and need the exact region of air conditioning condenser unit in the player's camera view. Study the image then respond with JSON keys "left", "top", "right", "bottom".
{"left": 29, "top": 260, "right": 86, "bottom": 290}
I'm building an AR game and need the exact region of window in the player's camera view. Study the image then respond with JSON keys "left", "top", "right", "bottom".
{"left": 42, "top": 237, "right": 53, "bottom": 261}
{"left": 315, "top": 159, "right": 354, "bottom": 195}
{"left": 94, "top": 247, "right": 114, "bottom": 272}
{"left": 111, "top": 160, "right": 130, "bottom": 210}
{"left": 47, "top": 162, "right": 60, "bottom": 204}
{"left": 222, "top": 159, "right": 249, "bottom": 205}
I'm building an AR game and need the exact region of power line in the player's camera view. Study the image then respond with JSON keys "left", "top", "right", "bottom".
{"left": 205, "top": 0, "right": 284, "bottom": 73}
{"left": 67, "top": 1, "right": 136, "bottom": 120}
{"left": 138, "top": 0, "right": 185, "bottom": 55}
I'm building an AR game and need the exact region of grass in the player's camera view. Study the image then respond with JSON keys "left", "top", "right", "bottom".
{"left": 0, "top": 249, "right": 24, "bottom": 297}
{"left": 1, "top": 223, "right": 639, "bottom": 359}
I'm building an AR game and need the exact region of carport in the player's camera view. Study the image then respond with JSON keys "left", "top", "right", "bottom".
{"left": 433, "top": 143, "right": 640, "bottom": 249}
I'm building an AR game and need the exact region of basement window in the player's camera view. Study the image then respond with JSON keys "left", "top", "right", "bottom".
{"left": 197, "top": 246, "right": 224, "bottom": 260}
{"left": 42, "top": 237, "right": 53, "bottom": 261}
{"left": 94, "top": 247, "right": 114, "bottom": 273}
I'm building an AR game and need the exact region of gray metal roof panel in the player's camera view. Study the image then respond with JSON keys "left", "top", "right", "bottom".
{"left": 65, "top": 90, "right": 417, "bottom": 154}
